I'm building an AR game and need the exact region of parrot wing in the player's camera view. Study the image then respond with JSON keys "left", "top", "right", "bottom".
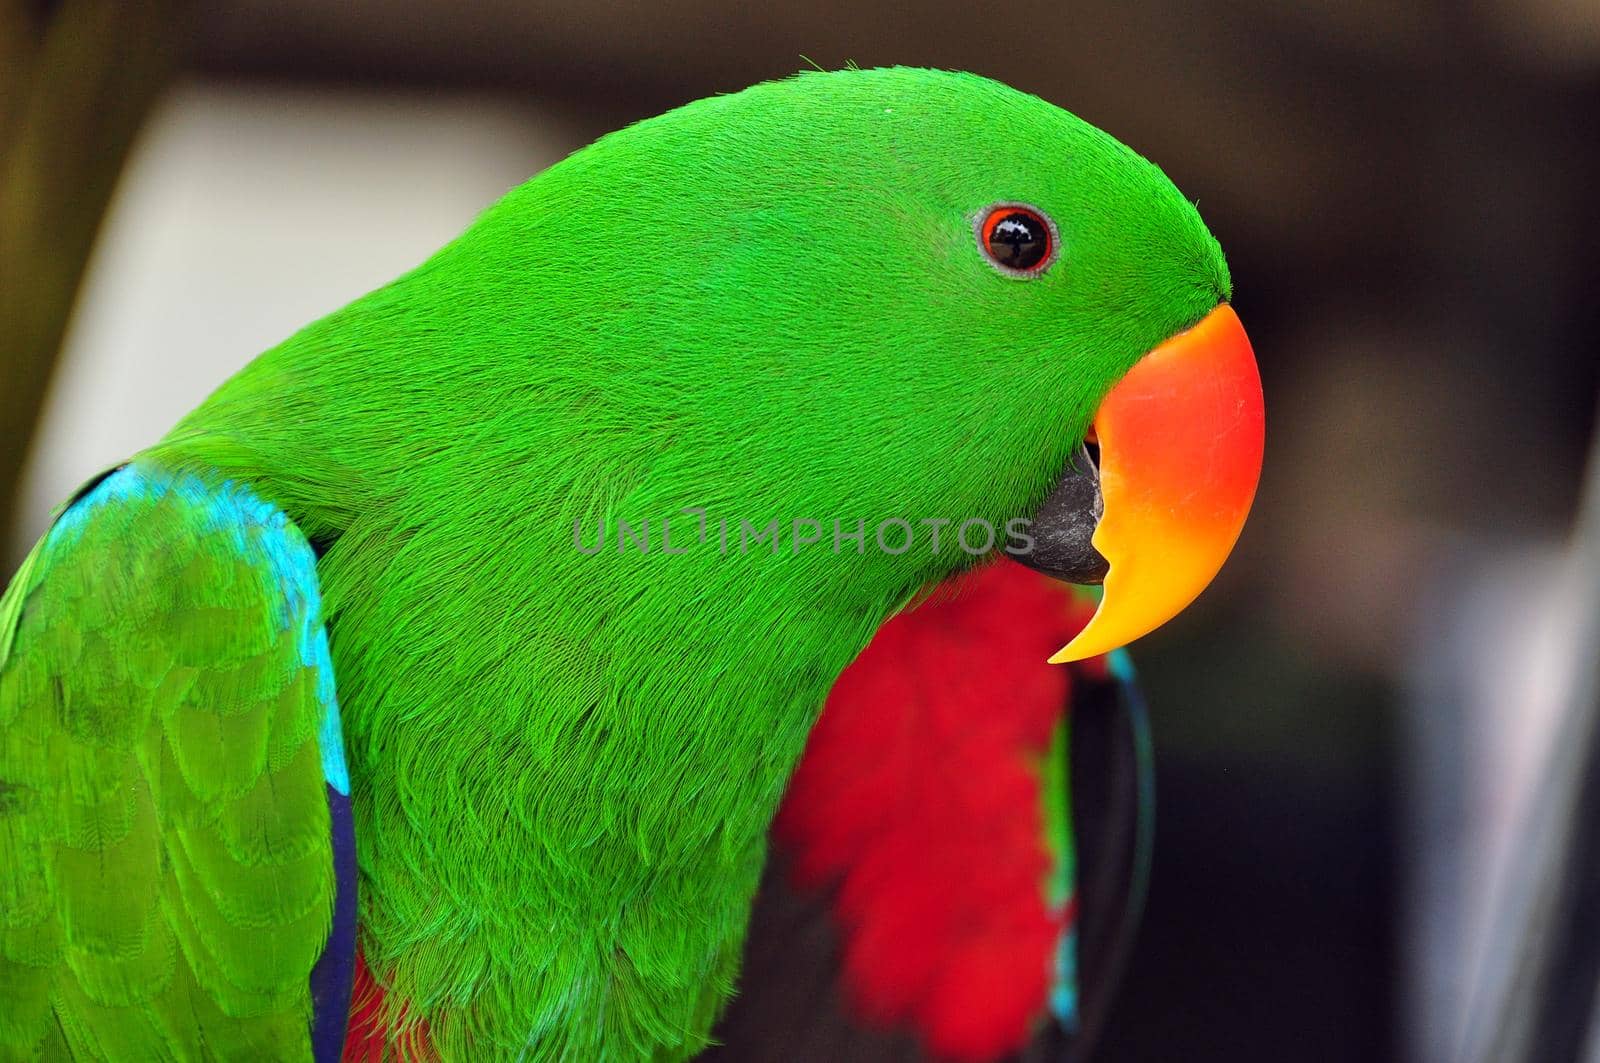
{"left": 710, "top": 562, "right": 1152, "bottom": 1063}
{"left": 0, "top": 462, "right": 355, "bottom": 1061}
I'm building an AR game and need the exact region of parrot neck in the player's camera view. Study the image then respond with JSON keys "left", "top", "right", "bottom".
{"left": 330, "top": 509, "right": 895, "bottom": 1058}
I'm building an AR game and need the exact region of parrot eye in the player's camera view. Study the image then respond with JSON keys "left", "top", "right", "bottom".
{"left": 977, "top": 204, "right": 1056, "bottom": 276}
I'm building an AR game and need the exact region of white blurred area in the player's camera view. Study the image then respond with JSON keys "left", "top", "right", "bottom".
{"left": 1405, "top": 546, "right": 1591, "bottom": 1060}
{"left": 9, "top": 81, "right": 574, "bottom": 563}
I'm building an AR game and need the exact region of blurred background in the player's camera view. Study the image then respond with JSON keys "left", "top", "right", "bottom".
{"left": 4, "top": 2, "right": 1598, "bottom": 1060}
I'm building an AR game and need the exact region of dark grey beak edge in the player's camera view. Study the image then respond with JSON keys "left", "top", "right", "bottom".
{"left": 1006, "top": 444, "right": 1110, "bottom": 585}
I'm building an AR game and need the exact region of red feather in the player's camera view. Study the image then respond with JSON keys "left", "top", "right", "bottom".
{"left": 776, "top": 561, "right": 1096, "bottom": 1061}
{"left": 343, "top": 951, "right": 433, "bottom": 1062}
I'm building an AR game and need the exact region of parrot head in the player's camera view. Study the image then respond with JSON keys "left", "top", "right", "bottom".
{"left": 508, "top": 66, "right": 1263, "bottom": 660}
{"left": 185, "top": 66, "right": 1262, "bottom": 666}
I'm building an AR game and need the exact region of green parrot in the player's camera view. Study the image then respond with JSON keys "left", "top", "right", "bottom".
{"left": 0, "top": 66, "right": 1263, "bottom": 1061}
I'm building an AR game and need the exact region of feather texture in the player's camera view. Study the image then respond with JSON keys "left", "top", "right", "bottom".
{"left": 0, "top": 463, "right": 343, "bottom": 1060}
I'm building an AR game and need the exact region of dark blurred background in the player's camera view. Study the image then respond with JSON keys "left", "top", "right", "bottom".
{"left": 5, "top": 3, "right": 1598, "bottom": 1060}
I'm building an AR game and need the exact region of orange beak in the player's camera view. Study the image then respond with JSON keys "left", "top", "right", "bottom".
{"left": 1050, "top": 304, "right": 1264, "bottom": 663}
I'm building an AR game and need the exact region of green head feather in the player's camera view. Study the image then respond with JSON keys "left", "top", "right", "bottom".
{"left": 151, "top": 66, "right": 1228, "bottom": 1059}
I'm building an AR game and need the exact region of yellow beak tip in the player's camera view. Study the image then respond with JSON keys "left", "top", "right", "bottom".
{"left": 1047, "top": 624, "right": 1116, "bottom": 665}
{"left": 1047, "top": 644, "right": 1086, "bottom": 665}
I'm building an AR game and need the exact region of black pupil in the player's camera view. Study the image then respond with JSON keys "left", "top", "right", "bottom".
{"left": 988, "top": 211, "right": 1048, "bottom": 270}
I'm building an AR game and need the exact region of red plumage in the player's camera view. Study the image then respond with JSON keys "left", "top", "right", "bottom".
{"left": 343, "top": 951, "right": 431, "bottom": 1062}
{"left": 776, "top": 561, "right": 1095, "bottom": 1061}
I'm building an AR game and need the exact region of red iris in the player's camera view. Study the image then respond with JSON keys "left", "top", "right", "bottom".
{"left": 979, "top": 205, "right": 1054, "bottom": 274}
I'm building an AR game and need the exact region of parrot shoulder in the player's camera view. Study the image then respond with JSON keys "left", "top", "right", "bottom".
{"left": 0, "top": 460, "right": 354, "bottom": 1061}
